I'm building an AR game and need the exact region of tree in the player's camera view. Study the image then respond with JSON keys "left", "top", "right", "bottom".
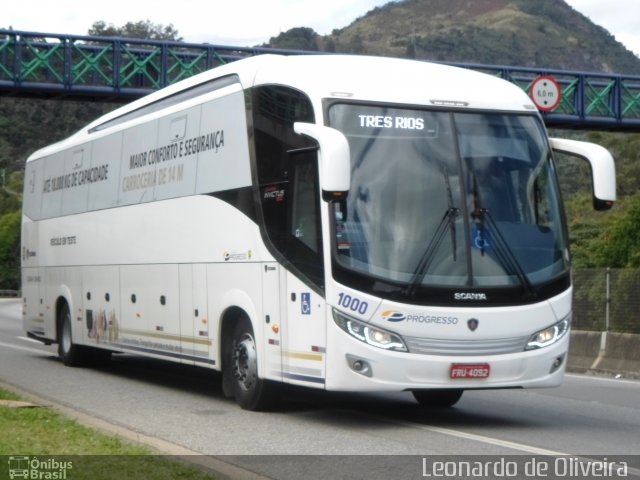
{"left": 597, "top": 193, "right": 640, "bottom": 267}
{"left": 88, "top": 20, "right": 182, "bottom": 41}
{"left": 585, "top": 132, "right": 640, "bottom": 196}
{"left": 0, "top": 209, "right": 20, "bottom": 290}
{"left": 266, "top": 27, "right": 319, "bottom": 51}
{"left": 0, "top": 98, "right": 113, "bottom": 173}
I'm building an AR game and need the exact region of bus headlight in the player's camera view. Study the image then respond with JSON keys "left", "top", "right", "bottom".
{"left": 525, "top": 316, "right": 570, "bottom": 351}
{"left": 332, "top": 309, "right": 407, "bottom": 352}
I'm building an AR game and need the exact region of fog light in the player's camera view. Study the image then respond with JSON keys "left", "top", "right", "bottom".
{"left": 550, "top": 355, "right": 565, "bottom": 374}
{"left": 346, "top": 354, "right": 372, "bottom": 377}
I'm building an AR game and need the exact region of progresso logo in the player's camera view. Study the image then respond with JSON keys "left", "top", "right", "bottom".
{"left": 381, "top": 310, "right": 406, "bottom": 322}
{"left": 382, "top": 310, "right": 460, "bottom": 326}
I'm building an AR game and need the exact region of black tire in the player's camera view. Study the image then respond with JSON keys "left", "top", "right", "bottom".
{"left": 412, "top": 389, "right": 463, "bottom": 408}
{"left": 225, "top": 315, "right": 277, "bottom": 411}
{"left": 58, "top": 303, "right": 89, "bottom": 367}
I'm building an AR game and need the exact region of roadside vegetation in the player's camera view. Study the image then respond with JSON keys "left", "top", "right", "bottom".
{"left": 0, "top": 388, "right": 216, "bottom": 479}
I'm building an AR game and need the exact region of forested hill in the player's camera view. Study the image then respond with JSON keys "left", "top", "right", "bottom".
{"left": 269, "top": 0, "right": 640, "bottom": 74}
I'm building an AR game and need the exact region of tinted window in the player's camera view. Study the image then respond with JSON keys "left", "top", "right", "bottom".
{"left": 252, "top": 86, "right": 324, "bottom": 289}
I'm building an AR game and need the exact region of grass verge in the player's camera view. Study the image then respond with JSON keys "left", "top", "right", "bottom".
{"left": 0, "top": 387, "right": 216, "bottom": 479}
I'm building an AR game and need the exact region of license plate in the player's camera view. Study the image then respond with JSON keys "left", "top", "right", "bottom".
{"left": 450, "top": 363, "right": 490, "bottom": 379}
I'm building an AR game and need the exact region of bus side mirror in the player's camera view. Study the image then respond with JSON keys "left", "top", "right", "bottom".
{"left": 550, "top": 137, "right": 616, "bottom": 211}
{"left": 294, "top": 122, "right": 350, "bottom": 200}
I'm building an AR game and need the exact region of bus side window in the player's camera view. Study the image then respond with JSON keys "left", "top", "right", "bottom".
{"left": 291, "top": 155, "right": 319, "bottom": 252}
{"left": 253, "top": 85, "right": 324, "bottom": 289}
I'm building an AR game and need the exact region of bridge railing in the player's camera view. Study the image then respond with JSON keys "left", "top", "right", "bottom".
{"left": 0, "top": 29, "right": 303, "bottom": 99}
{"left": 467, "top": 63, "right": 640, "bottom": 130}
{"left": 2, "top": 29, "right": 640, "bottom": 130}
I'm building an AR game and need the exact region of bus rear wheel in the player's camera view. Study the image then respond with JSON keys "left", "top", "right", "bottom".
{"left": 412, "top": 389, "right": 463, "bottom": 408}
{"left": 227, "top": 316, "right": 276, "bottom": 411}
{"left": 58, "top": 303, "right": 89, "bottom": 367}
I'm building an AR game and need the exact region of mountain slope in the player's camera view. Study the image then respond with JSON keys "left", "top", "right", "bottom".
{"left": 304, "top": 0, "right": 640, "bottom": 74}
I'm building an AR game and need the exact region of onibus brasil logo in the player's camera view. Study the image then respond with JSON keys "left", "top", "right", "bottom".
{"left": 8, "top": 456, "right": 73, "bottom": 479}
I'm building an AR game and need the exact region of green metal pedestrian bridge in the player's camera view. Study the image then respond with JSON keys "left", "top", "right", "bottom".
{"left": 2, "top": 29, "right": 640, "bottom": 131}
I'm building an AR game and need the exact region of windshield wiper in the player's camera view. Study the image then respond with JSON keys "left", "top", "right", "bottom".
{"left": 470, "top": 173, "right": 535, "bottom": 298}
{"left": 403, "top": 167, "right": 459, "bottom": 298}
{"left": 444, "top": 168, "right": 458, "bottom": 263}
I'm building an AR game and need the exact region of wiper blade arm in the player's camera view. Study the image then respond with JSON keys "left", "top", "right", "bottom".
{"left": 470, "top": 171, "right": 534, "bottom": 296}
{"left": 403, "top": 206, "right": 459, "bottom": 298}
{"left": 404, "top": 167, "right": 460, "bottom": 298}
{"left": 444, "top": 167, "right": 458, "bottom": 262}
{"left": 488, "top": 211, "right": 534, "bottom": 296}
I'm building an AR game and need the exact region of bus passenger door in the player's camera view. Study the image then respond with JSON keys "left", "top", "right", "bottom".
{"left": 179, "top": 264, "right": 210, "bottom": 366}
{"left": 280, "top": 153, "right": 327, "bottom": 388}
{"left": 250, "top": 84, "right": 326, "bottom": 387}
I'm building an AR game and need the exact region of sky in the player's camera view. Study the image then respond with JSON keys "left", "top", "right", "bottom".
{"left": 2, "top": 0, "right": 640, "bottom": 57}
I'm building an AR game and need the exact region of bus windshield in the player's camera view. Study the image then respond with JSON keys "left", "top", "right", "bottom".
{"left": 327, "top": 104, "right": 570, "bottom": 303}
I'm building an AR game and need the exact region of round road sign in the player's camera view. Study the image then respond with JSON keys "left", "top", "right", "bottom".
{"left": 530, "top": 76, "right": 561, "bottom": 112}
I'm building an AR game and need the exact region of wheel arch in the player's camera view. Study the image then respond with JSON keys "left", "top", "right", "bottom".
{"left": 216, "top": 288, "right": 261, "bottom": 367}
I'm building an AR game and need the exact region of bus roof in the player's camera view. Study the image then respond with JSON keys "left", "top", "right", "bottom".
{"left": 253, "top": 55, "right": 535, "bottom": 113}
{"left": 27, "top": 54, "right": 537, "bottom": 161}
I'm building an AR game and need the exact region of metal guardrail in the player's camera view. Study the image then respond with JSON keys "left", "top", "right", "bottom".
{"left": 573, "top": 268, "right": 640, "bottom": 335}
{"left": 1, "top": 29, "right": 640, "bottom": 130}
{"left": 0, "top": 290, "right": 20, "bottom": 298}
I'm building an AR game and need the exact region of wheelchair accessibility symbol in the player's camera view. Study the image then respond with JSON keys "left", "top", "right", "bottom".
{"left": 301, "top": 292, "right": 311, "bottom": 315}
{"left": 472, "top": 227, "right": 491, "bottom": 251}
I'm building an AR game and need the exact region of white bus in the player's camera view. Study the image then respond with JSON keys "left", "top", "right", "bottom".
{"left": 22, "top": 54, "right": 616, "bottom": 410}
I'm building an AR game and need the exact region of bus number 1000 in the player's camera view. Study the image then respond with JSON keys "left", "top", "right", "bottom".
{"left": 337, "top": 293, "right": 368, "bottom": 315}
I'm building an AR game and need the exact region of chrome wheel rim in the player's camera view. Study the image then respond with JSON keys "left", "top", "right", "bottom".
{"left": 232, "top": 333, "right": 257, "bottom": 391}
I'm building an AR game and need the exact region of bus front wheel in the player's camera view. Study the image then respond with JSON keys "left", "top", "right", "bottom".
{"left": 227, "top": 316, "right": 276, "bottom": 411}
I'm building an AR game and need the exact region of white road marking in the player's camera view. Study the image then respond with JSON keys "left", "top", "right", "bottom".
{"left": 0, "top": 340, "right": 52, "bottom": 356}
{"left": 383, "top": 416, "right": 569, "bottom": 455}
{"left": 18, "top": 335, "right": 48, "bottom": 345}
{"left": 565, "top": 373, "right": 640, "bottom": 385}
